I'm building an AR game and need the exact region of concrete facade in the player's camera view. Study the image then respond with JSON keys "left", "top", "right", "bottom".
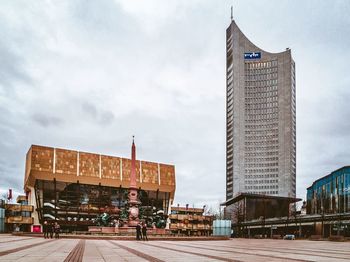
{"left": 226, "top": 21, "right": 296, "bottom": 200}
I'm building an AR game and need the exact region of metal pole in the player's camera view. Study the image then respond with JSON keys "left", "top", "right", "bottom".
{"left": 54, "top": 178, "right": 57, "bottom": 221}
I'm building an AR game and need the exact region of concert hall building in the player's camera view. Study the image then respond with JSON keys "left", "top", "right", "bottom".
{"left": 24, "top": 144, "right": 176, "bottom": 232}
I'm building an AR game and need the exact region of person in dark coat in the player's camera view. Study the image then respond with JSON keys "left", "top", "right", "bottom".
{"left": 136, "top": 223, "right": 142, "bottom": 240}
{"left": 43, "top": 221, "right": 49, "bottom": 239}
{"left": 142, "top": 223, "right": 148, "bottom": 241}
{"left": 50, "top": 222, "right": 55, "bottom": 239}
{"left": 54, "top": 222, "right": 60, "bottom": 239}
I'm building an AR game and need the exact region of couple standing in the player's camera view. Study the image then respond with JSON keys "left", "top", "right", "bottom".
{"left": 43, "top": 220, "right": 60, "bottom": 239}
{"left": 136, "top": 222, "right": 148, "bottom": 241}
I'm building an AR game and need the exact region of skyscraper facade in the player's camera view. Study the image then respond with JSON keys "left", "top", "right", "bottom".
{"left": 226, "top": 20, "right": 296, "bottom": 200}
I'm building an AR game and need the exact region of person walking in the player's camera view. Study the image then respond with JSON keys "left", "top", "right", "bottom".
{"left": 140, "top": 222, "right": 144, "bottom": 240}
{"left": 50, "top": 222, "right": 55, "bottom": 239}
{"left": 43, "top": 221, "right": 49, "bottom": 239}
{"left": 54, "top": 222, "right": 60, "bottom": 239}
{"left": 136, "top": 222, "right": 141, "bottom": 240}
{"left": 142, "top": 223, "right": 148, "bottom": 241}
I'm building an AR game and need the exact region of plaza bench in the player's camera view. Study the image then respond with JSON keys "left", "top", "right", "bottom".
{"left": 329, "top": 236, "right": 345, "bottom": 242}
{"left": 309, "top": 235, "right": 322, "bottom": 240}
{"left": 272, "top": 234, "right": 282, "bottom": 239}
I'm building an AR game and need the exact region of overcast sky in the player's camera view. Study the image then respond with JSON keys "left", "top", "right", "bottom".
{"left": 1, "top": 0, "right": 350, "bottom": 209}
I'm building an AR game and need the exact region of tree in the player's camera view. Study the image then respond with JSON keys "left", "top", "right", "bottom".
{"left": 0, "top": 193, "right": 7, "bottom": 207}
{"left": 321, "top": 191, "right": 326, "bottom": 237}
{"left": 284, "top": 200, "right": 290, "bottom": 236}
{"left": 292, "top": 202, "right": 301, "bottom": 238}
{"left": 232, "top": 202, "right": 245, "bottom": 237}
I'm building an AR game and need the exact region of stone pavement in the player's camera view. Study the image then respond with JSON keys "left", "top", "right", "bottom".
{"left": 0, "top": 234, "right": 349, "bottom": 261}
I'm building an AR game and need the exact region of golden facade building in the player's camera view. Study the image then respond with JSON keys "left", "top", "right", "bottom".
{"left": 24, "top": 145, "right": 176, "bottom": 232}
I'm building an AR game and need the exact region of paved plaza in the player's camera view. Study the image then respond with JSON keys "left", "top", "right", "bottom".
{"left": 0, "top": 235, "right": 349, "bottom": 262}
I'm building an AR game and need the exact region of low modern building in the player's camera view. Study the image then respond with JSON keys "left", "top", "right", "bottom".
{"left": 227, "top": 167, "right": 350, "bottom": 238}
{"left": 307, "top": 166, "right": 350, "bottom": 215}
{"left": 222, "top": 193, "right": 301, "bottom": 237}
{"left": 24, "top": 144, "right": 176, "bottom": 232}
{"left": 169, "top": 206, "right": 213, "bottom": 236}
{"left": 223, "top": 193, "right": 301, "bottom": 221}
{"left": 2, "top": 196, "right": 34, "bottom": 232}
{"left": 306, "top": 166, "right": 350, "bottom": 236}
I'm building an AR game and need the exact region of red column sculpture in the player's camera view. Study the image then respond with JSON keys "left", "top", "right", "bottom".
{"left": 128, "top": 136, "right": 140, "bottom": 227}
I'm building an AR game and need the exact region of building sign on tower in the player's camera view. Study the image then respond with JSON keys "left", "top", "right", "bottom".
{"left": 244, "top": 52, "right": 261, "bottom": 59}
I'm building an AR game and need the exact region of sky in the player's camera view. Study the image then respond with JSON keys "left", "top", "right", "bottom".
{"left": 0, "top": 0, "right": 350, "bottom": 209}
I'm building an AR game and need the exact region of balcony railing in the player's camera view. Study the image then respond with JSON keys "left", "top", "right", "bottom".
{"left": 169, "top": 214, "right": 213, "bottom": 222}
{"left": 6, "top": 216, "right": 33, "bottom": 224}
{"left": 169, "top": 223, "right": 212, "bottom": 231}
{"left": 5, "top": 204, "right": 33, "bottom": 212}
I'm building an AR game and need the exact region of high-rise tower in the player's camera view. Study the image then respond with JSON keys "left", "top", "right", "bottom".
{"left": 226, "top": 20, "right": 296, "bottom": 200}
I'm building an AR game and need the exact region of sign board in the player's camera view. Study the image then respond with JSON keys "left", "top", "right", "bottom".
{"left": 244, "top": 52, "right": 261, "bottom": 59}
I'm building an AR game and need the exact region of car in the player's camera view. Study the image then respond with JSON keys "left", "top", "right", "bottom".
{"left": 283, "top": 234, "right": 295, "bottom": 240}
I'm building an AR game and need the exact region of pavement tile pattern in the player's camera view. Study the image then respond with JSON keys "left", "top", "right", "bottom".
{"left": 0, "top": 234, "right": 349, "bottom": 261}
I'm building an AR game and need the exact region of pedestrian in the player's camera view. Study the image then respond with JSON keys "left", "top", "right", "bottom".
{"left": 136, "top": 222, "right": 141, "bottom": 240}
{"left": 140, "top": 222, "right": 144, "bottom": 240}
{"left": 50, "top": 222, "right": 55, "bottom": 239}
{"left": 142, "top": 223, "right": 148, "bottom": 241}
{"left": 54, "top": 222, "right": 60, "bottom": 239}
{"left": 43, "top": 220, "right": 49, "bottom": 239}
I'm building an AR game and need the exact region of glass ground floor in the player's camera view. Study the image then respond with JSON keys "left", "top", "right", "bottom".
{"left": 240, "top": 222, "right": 350, "bottom": 238}
{"left": 236, "top": 213, "right": 350, "bottom": 238}
{"left": 34, "top": 179, "right": 171, "bottom": 232}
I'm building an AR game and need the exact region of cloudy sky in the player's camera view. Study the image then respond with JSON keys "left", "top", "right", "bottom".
{"left": 1, "top": 0, "right": 349, "bottom": 209}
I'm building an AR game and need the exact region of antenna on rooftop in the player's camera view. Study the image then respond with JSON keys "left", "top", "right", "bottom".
{"left": 230, "top": 5, "right": 233, "bottom": 21}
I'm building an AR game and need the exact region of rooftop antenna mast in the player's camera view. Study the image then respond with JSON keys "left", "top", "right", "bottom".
{"left": 230, "top": 5, "right": 233, "bottom": 21}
